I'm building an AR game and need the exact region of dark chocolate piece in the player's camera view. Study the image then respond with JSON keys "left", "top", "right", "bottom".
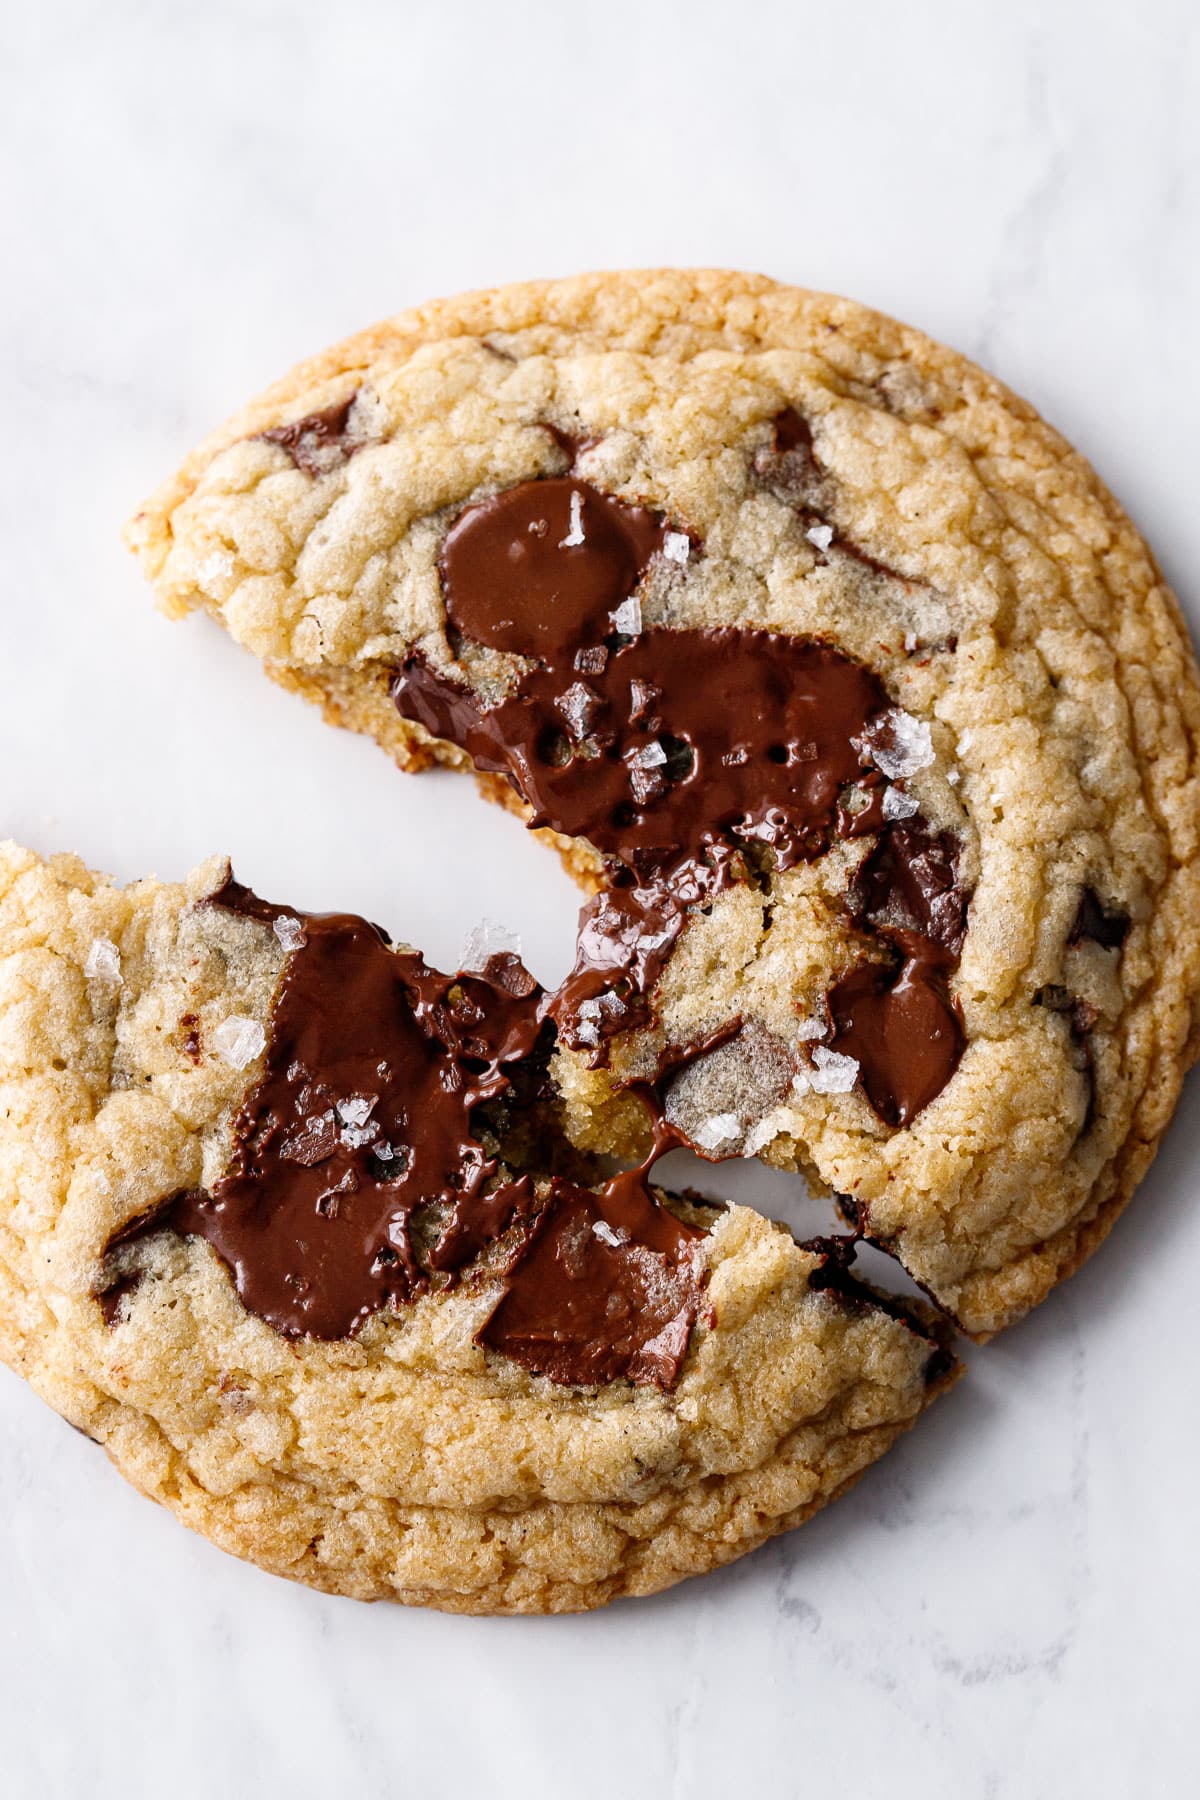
{"left": 97, "top": 1273, "right": 143, "bottom": 1329}
{"left": 112, "top": 880, "right": 706, "bottom": 1386}
{"left": 477, "top": 1171, "right": 703, "bottom": 1388}
{"left": 124, "top": 900, "right": 544, "bottom": 1340}
{"left": 259, "top": 395, "right": 360, "bottom": 478}
{"left": 1070, "top": 888, "right": 1130, "bottom": 950}
{"left": 827, "top": 821, "right": 968, "bottom": 1127}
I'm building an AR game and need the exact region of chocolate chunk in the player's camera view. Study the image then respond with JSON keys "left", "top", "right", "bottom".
{"left": 827, "top": 820, "right": 968, "bottom": 1126}
{"left": 96, "top": 1273, "right": 143, "bottom": 1329}
{"left": 259, "top": 395, "right": 360, "bottom": 478}
{"left": 847, "top": 821, "right": 968, "bottom": 961}
{"left": 476, "top": 1172, "right": 704, "bottom": 1388}
{"left": 438, "top": 475, "right": 666, "bottom": 658}
{"left": 117, "top": 892, "right": 545, "bottom": 1341}
{"left": 111, "top": 877, "right": 708, "bottom": 1387}
{"left": 827, "top": 957, "right": 964, "bottom": 1128}
{"left": 1070, "top": 888, "right": 1130, "bottom": 949}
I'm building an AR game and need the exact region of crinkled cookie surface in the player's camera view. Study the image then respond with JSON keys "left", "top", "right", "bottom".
{"left": 0, "top": 842, "right": 953, "bottom": 1613}
{"left": 126, "top": 269, "right": 1200, "bottom": 1337}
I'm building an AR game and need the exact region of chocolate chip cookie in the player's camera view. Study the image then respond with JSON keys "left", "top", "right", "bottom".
{"left": 126, "top": 270, "right": 1200, "bottom": 1337}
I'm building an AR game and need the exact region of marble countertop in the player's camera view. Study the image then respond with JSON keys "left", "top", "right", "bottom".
{"left": 2, "top": 2, "right": 1197, "bottom": 1794}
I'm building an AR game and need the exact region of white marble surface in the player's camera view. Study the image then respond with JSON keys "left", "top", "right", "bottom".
{"left": 2, "top": 2, "right": 1198, "bottom": 1794}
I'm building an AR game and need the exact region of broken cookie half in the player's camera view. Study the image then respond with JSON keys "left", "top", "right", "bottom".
{"left": 0, "top": 843, "right": 956, "bottom": 1614}
{"left": 126, "top": 271, "right": 1200, "bottom": 1337}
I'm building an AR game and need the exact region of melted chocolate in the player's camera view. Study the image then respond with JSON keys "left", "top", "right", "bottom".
{"left": 260, "top": 395, "right": 360, "bottom": 478}
{"left": 827, "top": 822, "right": 967, "bottom": 1127}
{"left": 148, "top": 895, "right": 544, "bottom": 1339}
{"left": 113, "top": 878, "right": 705, "bottom": 1385}
{"left": 478, "top": 1166, "right": 704, "bottom": 1388}
{"left": 437, "top": 474, "right": 666, "bottom": 658}
{"left": 394, "top": 471, "right": 904, "bottom": 1054}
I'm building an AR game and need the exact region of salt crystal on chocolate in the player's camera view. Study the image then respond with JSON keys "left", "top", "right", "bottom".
{"left": 556, "top": 680, "right": 599, "bottom": 739}
{"left": 559, "top": 489, "right": 586, "bottom": 548}
{"left": 273, "top": 914, "right": 306, "bottom": 953}
{"left": 663, "top": 531, "right": 690, "bottom": 565}
{"left": 795, "top": 1016, "right": 824, "bottom": 1041}
{"left": 592, "top": 1219, "right": 626, "bottom": 1247}
{"left": 861, "top": 707, "right": 935, "bottom": 779}
{"left": 84, "top": 937, "right": 122, "bottom": 983}
{"left": 340, "top": 1123, "right": 377, "bottom": 1150}
{"left": 610, "top": 597, "right": 642, "bottom": 636}
{"left": 461, "top": 917, "right": 522, "bottom": 972}
{"left": 635, "top": 740, "right": 668, "bottom": 769}
{"left": 213, "top": 1015, "right": 266, "bottom": 1070}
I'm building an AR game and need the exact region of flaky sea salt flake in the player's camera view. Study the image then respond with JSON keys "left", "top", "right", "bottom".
{"left": 694, "top": 1112, "right": 742, "bottom": 1151}
{"left": 84, "top": 937, "right": 122, "bottom": 983}
{"left": 556, "top": 680, "right": 599, "bottom": 739}
{"left": 862, "top": 707, "right": 935, "bottom": 779}
{"left": 882, "top": 785, "right": 921, "bottom": 821}
{"left": 635, "top": 740, "right": 668, "bottom": 769}
{"left": 610, "top": 597, "right": 642, "bottom": 636}
{"left": 809, "top": 1045, "right": 859, "bottom": 1095}
{"left": 460, "top": 917, "right": 522, "bottom": 972}
{"left": 272, "top": 914, "right": 306, "bottom": 953}
{"left": 559, "top": 489, "right": 586, "bottom": 547}
{"left": 592, "top": 1219, "right": 626, "bottom": 1248}
{"left": 663, "top": 531, "right": 690, "bottom": 565}
{"left": 805, "top": 523, "right": 834, "bottom": 552}
{"left": 213, "top": 1015, "right": 266, "bottom": 1071}
{"left": 795, "top": 1016, "right": 824, "bottom": 1041}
